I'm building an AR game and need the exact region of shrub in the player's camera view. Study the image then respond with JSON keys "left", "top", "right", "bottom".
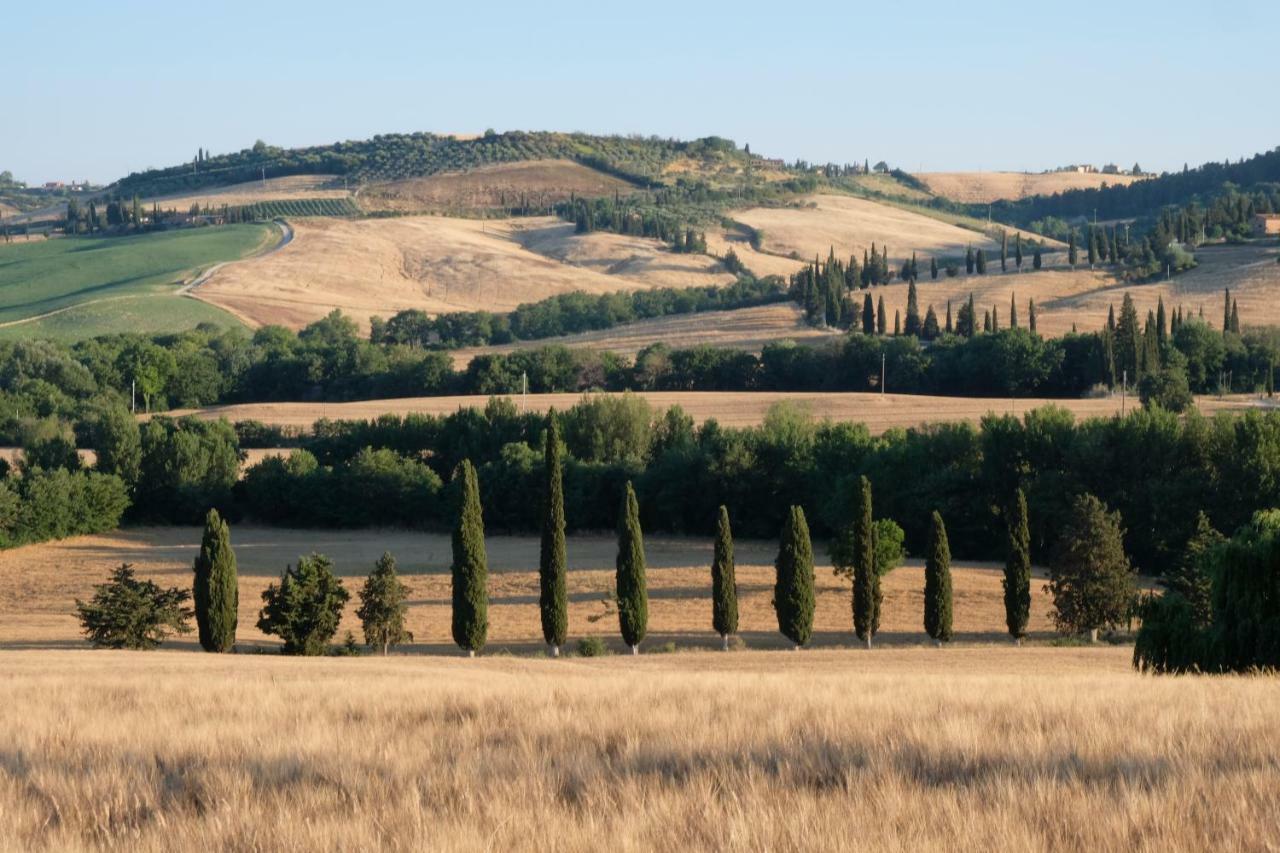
{"left": 76, "top": 564, "right": 192, "bottom": 650}
{"left": 576, "top": 636, "right": 608, "bottom": 657}
{"left": 257, "top": 553, "right": 350, "bottom": 655}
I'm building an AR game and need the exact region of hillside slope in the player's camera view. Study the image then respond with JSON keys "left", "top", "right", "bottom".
{"left": 919, "top": 171, "right": 1144, "bottom": 204}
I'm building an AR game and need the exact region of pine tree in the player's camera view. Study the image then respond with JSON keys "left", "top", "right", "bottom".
{"left": 77, "top": 565, "right": 192, "bottom": 650}
{"left": 451, "top": 459, "right": 488, "bottom": 656}
{"left": 774, "top": 505, "right": 815, "bottom": 648}
{"left": 192, "top": 509, "right": 237, "bottom": 653}
{"left": 1004, "top": 489, "right": 1032, "bottom": 643}
{"left": 711, "top": 505, "right": 738, "bottom": 650}
{"left": 257, "top": 553, "right": 349, "bottom": 656}
{"left": 1029, "top": 298, "right": 1038, "bottom": 334}
{"left": 1047, "top": 494, "right": 1135, "bottom": 641}
{"left": 923, "top": 511, "right": 953, "bottom": 644}
{"left": 615, "top": 481, "right": 648, "bottom": 654}
{"left": 356, "top": 552, "right": 411, "bottom": 654}
{"left": 877, "top": 295, "right": 887, "bottom": 335}
{"left": 852, "top": 476, "right": 880, "bottom": 648}
{"left": 539, "top": 413, "right": 568, "bottom": 655}
{"left": 904, "top": 280, "right": 921, "bottom": 336}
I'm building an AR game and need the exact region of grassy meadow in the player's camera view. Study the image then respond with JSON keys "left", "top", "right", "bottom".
{"left": 0, "top": 224, "right": 274, "bottom": 339}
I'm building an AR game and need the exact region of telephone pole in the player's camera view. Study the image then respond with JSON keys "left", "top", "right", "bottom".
{"left": 880, "top": 352, "right": 886, "bottom": 394}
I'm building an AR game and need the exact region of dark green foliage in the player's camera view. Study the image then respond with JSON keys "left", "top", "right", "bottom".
{"left": 1163, "top": 512, "right": 1221, "bottom": 626}
{"left": 1047, "top": 494, "right": 1136, "bottom": 637}
{"left": 774, "top": 505, "right": 815, "bottom": 647}
{"left": 135, "top": 416, "right": 240, "bottom": 523}
{"left": 451, "top": 459, "right": 489, "bottom": 654}
{"left": 539, "top": 414, "right": 568, "bottom": 652}
{"left": 851, "top": 476, "right": 880, "bottom": 645}
{"left": 91, "top": 407, "right": 141, "bottom": 487}
{"left": 1033, "top": 247, "right": 1042, "bottom": 270}
{"left": 615, "top": 480, "right": 648, "bottom": 651}
{"left": 0, "top": 468, "right": 129, "bottom": 549}
{"left": 711, "top": 505, "right": 739, "bottom": 644}
{"left": 904, "top": 280, "right": 921, "bottom": 337}
{"left": 924, "top": 511, "right": 953, "bottom": 642}
{"left": 1139, "top": 366, "right": 1194, "bottom": 412}
{"left": 257, "top": 553, "right": 350, "bottom": 655}
{"left": 192, "top": 509, "right": 237, "bottom": 653}
{"left": 1004, "top": 489, "right": 1032, "bottom": 641}
{"left": 356, "top": 552, "right": 412, "bottom": 654}
{"left": 76, "top": 564, "right": 192, "bottom": 650}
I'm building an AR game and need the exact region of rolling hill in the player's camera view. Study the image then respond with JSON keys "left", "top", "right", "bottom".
{"left": 918, "top": 171, "right": 1145, "bottom": 204}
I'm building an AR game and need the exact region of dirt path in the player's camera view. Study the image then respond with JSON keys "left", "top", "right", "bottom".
{"left": 179, "top": 219, "right": 292, "bottom": 296}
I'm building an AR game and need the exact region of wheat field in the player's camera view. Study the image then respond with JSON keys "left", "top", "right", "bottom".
{"left": 2, "top": 648, "right": 1278, "bottom": 851}
{"left": 917, "top": 171, "right": 1145, "bottom": 203}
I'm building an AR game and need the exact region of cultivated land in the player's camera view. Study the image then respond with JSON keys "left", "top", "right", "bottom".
{"left": 451, "top": 303, "right": 839, "bottom": 367}
{"left": 0, "top": 224, "right": 274, "bottom": 339}
{"left": 356, "top": 159, "right": 637, "bottom": 213}
{"left": 869, "top": 241, "right": 1280, "bottom": 339}
{"left": 917, "top": 171, "right": 1145, "bottom": 203}
{"left": 141, "top": 174, "right": 351, "bottom": 212}
{"left": 734, "top": 194, "right": 1007, "bottom": 264}
{"left": 192, "top": 214, "right": 733, "bottom": 331}
{"left": 0, "top": 526, "right": 1068, "bottom": 650}
{"left": 162, "top": 392, "right": 1258, "bottom": 433}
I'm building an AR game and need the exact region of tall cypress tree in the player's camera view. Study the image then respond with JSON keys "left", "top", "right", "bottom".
{"left": 1000, "top": 230, "right": 1008, "bottom": 272}
{"left": 877, "top": 295, "right": 887, "bottom": 335}
{"left": 774, "top": 505, "right": 815, "bottom": 648}
{"left": 862, "top": 293, "right": 875, "bottom": 334}
{"left": 1029, "top": 298, "right": 1038, "bottom": 334}
{"left": 1004, "top": 489, "right": 1032, "bottom": 644}
{"left": 711, "top": 505, "right": 738, "bottom": 650}
{"left": 1068, "top": 232, "right": 1077, "bottom": 267}
{"left": 451, "top": 459, "right": 488, "bottom": 656}
{"left": 1033, "top": 246, "right": 1042, "bottom": 270}
{"left": 965, "top": 245, "right": 975, "bottom": 274}
{"left": 192, "top": 508, "right": 237, "bottom": 653}
{"left": 1014, "top": 232, "right": 1023, "bottom": 270}
{"left": 615, "top": 481, "right": 648, "bottom": 654}
{"left": 539, "top": 413, "right": 568, "bottom": 656}
{"left": 904, "top": 280, "right": 921, "bottom": 336}
{"left": 1009, "top": 293, "right": 1019, "bottom": 329}
{"left": 923, "top": 511, "right": 953, "bottom": 644}
{"left": 852, "top": 476, "right": 879, "bottom": 648}
{"left": 946, "top": 300, "right": 953, "bottom": 334}
{"left": 930, "top": 256, "right": 938, "bottom": 280}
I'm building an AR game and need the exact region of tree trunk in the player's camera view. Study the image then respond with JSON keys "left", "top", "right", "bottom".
{"left": 550, "top": 644, "right": 560, "bottom": 658}
{"left": 468, "top": 649, "right": 475, "bottom": 658}
{"left": 934, "top": 638, "right": 942, "bottom": 649}
{"left": 630, "top": 644, "right": 638, "bottom": 656}
{"left": 1089, "top": 628, "right": 1099, "bottom": 644}
{"left": 721, "top": 634, "right": 729, "bottom": 652}
{"left": 865, "top": 635, "right": 872, "bottom": 650}
{"left": 382, "top": 640, "right": 389, "bottom": 656}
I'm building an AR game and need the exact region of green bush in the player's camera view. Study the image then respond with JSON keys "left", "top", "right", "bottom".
{"left": 575, "top": 636, "right": 608, "bottom": 657}
{"left": 76, "top": 564, "right": 192, "bottom": 650}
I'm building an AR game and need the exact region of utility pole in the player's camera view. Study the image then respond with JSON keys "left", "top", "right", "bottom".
{"left": 261, "top": 166, "right": 266, "bottom": 187}
{"left": 880, "top": 352, "right": 886, "bottom": 394}
{"left": 521, "top": 371, "right": 528, "bottom": 414}
{"left": 1121, "top": 370, "right": 1126, "bottom": 416}
{"left": 130, "top": 379, "right": 136, "bottom": 414}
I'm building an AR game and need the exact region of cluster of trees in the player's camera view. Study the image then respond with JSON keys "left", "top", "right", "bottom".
{"left": 77, "top": 432, "right": 1156, "bottom": 657}
{"left": 370, "top": 275, "right": 788, "bottom": 349}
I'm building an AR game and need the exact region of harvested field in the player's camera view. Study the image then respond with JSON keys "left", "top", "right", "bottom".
{"left": 357, "top": 159, "right": 636, "bottom": 212}
{"left": 192, "top": 215, "right": 731, "bottom": 331}
{"left": 734, "top": 194, "right": 1005, "bottom": 265}
{"left": 918, "top": 171, "right": 1145, "bottom": 203}
{"left": 451, "top": 303, "right": 837, "bottom": 367}
{"left": 704, "top": 227, "right": 805, "bottom": 278}
{"left": 162, "top": 391, "right": 1258, "bottom": 433}
{"left": 0, "top": 526, "right": 1067, "bottom": 650}
{"left": 142, "top": 175, "right": 351, "bottom": 211}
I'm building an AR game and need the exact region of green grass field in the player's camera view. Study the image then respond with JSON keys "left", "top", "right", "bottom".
{"left": 0, "top": 224, "right": 274, "bottom": 339}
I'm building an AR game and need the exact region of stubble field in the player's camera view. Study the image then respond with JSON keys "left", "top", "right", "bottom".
{"left": 917, "top": 170, "right": 1145, "bottom": 203}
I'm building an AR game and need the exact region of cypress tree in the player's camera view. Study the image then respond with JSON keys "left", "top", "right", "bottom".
{"left": 451, "top": 459, "right": 488, "bottom": 656}
{"left": 992, "top": 305, "right": 1000, "bottom": 333}
{"left": 1156, "top": 297, "right": 1167, "bottom": 346}
{"left": 946, "top": 300, "right": 953, "bottom": 334}
{"left": 862, "top": 293, "right": 875, "bottom": 334}
{"left": 539, "top": 413, "right": 568, "bottom": 655}
{"left": 894, "top": 309, "right": 901, "bottom": 336}
{"left": 774, "top": 505, "right": 815, "bottom": 648}
{"left": 923, "top": 511, "right": 953, "bottom": 645}
{"left": 1033, "top": 246, "right": 1042, "bottom": 270}
{"left": 852, "top": 476, "right": 879, "bottom": 648}
{"left": 976, "top": 248, "right": 987, "bottom": 275}
{"left": 711, "top": 505, "right": 738, "bottom": 650}
{"left": 1223, "top": 288, "right": 1231, "bottom": 334}
{"left": 983, "top": 309, "right": 992, "bottom": 333}
{"left": 904, "top": 280, "right": 921, "bottom": 336}
{"left": 877, "top": 295, "right": 887, "bottom": 335}
{"left": 192, "top": 509, "right": 237, "bottom": 653}
{"left": 1029, "top": 298, "right": 1038, "bottom": 334}
{"left": 1231, "top": 299, "right": 1240, "bottom": 334}
{"left": 1004, "top": 489, "right": 1032, "bottom": 644}
{"left": 1000, "top": 230, "right": 1008, "bottom": 272}
{"left": 1009, "top": 293, "right": 1019, "bottom": 329}
{"left": 1015, "top": 232, "right": 1023, "bottom": 270}
{"left": 965, "top": 245, "right": 975, "bottom": 274}
{"left": 615, "top": 481, "right": 648, "bottom": 654}
{"left": 930, "top": 256, "right": 938, "bottom": 280}
{"left": 1068, "top": 232, "right": 1077, "bottom": 267}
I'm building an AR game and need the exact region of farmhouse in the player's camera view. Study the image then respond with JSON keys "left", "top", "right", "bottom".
{"left": 1253, "top": 213, "right": 1280, "bottom": 237}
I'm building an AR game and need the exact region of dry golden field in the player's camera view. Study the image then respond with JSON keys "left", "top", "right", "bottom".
{"left": 451, "top": 303, "right": 838, "bottom": 367}
{"left": 356, "top": 159, "right": 636, "bottom": 213}
{"left": 870, "top": 241, "right": 1280, "bottom": 338}
{"left": 162, "top": 391, "right": 1259, "bottom": 433}
{"left": 0, "top": 526, "right": 1066, "bottom": 651}
{"left": 192, "top": 214, "right": 732, "bottom": 331}
{"left": 917, "top": 171, "right": 1145, "bottom": 203}
{"left": 734, "top": 194, "right": 1007, "bottom": 263}
{"left": 141, "top": 175, "right": 352, "bottom": 211}
{"left": 3, "top": 646, "right": 1279, "bottom": 851}
{"left": 703, "top": 227, "right": 806, "bottom": 278}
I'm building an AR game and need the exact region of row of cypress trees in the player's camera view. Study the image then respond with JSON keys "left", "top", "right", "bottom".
{"left": 188, "top": 413, "right": 1037, "bottom": 655}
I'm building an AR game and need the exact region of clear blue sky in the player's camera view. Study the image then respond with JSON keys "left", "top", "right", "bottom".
{"left": 6, "top": 0, "right": 1278, "bottom": 185}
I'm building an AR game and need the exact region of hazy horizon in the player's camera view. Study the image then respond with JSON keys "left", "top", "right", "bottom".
{"left": 7, "top": 0, "right": 1279, "bottom": 185}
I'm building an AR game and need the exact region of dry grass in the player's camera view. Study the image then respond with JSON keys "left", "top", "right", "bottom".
{"left": 2, "top": 647, "right": 1278, "bottom": 851}
{"left": 918, "top": 171, "right": 1146, "bottom": 203}
{"left": 161, "top": 391, "right": 1259, "bottom": 433}
{"left": 142, "top": 175, "right": 351, "bottom": 211}
{"left": 356, "top": 159, "right": 635, "bottom": 213}
{"left": 0, "top": 526, "right": 1068, "bottom": 651}
{"left": 451, "top": 303, "right": 837, "bottom": 367}
{"left": 193, "top": 214, "right": 731, "bottom": 331}
{"left": 704, "top": 227, "right": 806, "bottom": 278}
{"left": 734, "top": 194, "right": 1005, "bottom": 264}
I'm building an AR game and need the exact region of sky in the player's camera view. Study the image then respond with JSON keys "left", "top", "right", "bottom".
{"left": 5, "top": 0, "right": 1278, "bottom": 185}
